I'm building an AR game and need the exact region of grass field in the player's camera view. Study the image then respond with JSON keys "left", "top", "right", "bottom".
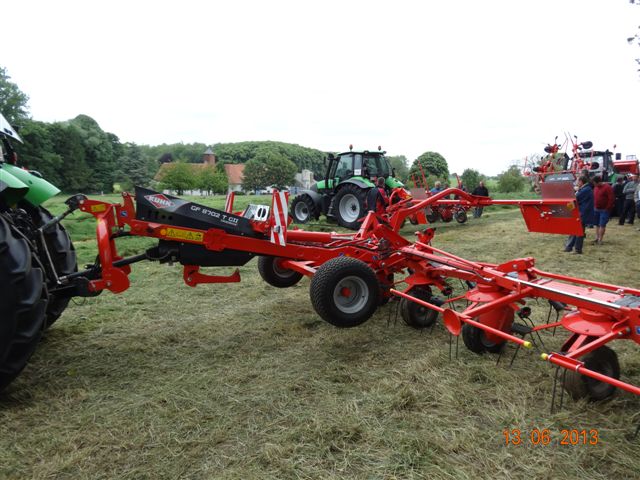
{"left": 1, "top": 193, "right": 639, "bottom": 479}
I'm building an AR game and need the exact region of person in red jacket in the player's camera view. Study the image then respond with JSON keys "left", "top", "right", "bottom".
{"left": 592, "top": 175, "right": 614, "bottom": 245}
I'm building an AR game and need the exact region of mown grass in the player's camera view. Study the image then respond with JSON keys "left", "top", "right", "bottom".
{"left": 1, "top": 192, "right": 639, "bottom": 479}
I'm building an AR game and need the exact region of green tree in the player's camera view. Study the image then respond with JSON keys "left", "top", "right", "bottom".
{"left": 160, "top": 162, "right": 197, "bottom": 195}
{"left": 198, "top": 166, "right": 228, "bottom": 195}
{"left": 68, "top": 115, "right": 119, "bottom": 192}
{"left": 460, "top": 168, "right": 484, "bottom": 192}
{"left": 497, "top": 166, "right": 525, "bottom": 193}
{"left": 387, "top": 155, "right": 409, "bottom": 182}
{"left": 0, "top": 67, "right": 29, "bottom": 125}
{"left": 114, "top": 142, "right": 155, "bottom": 190}
{"left": 409, "top": 152, "right": 449, "bottom": 183}
{"left": 242, "top": 150, "right": 297, "bottom": 191}
{"left": 17, "top": 119, "right": 64, "bottom": 187}
{"left": 49, "top": 123, "right": 92, "bottom": 191}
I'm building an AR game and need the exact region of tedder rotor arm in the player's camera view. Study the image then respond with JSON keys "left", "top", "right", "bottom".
{"left": 387, "top": 187, "right": 583, "bottom": 236}
{"left": 390, "top": 239, "right": 640, "bottom": 398}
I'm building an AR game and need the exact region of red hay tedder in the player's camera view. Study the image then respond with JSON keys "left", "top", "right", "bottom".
{"left": 48, "top": 183, "right": 637, "bottom": 406}
{"left": 2, "top": 152, "right": 639, "bottom": 413}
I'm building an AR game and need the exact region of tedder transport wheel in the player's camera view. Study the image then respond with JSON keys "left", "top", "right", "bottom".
{"left": 333, "top": 184, "right": 368, "bottom": 230}
{"left": 310, "top": 256, "right": 380, "bottom": 328}
{"left": 258, "top": 256, "right": 303, "bottom": 288}
{"left": 563, "top": 346, "right": 620, "bottom": 401}
{"left": 25, "top": 205, "right": 77, "bottom": 327}
{"left": 455, "top": 209, "right": 468, "bottom": 224}
{"left": 0, "top": 216, "right": 48, "bottom": 390}
{"left": 290, "top": 194, "right": 316, "bottom": 224}
{"left": 400, "top": 287, "right": 439, "bottom": 329}
{"left": 461, "top": 322, "right": 505, "bottom": 354}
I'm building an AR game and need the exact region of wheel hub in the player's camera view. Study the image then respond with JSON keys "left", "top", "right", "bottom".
{"left": 338, "top": 194, "right": 361, "bottom": 223}
{"left": 333, "top": 276, "right": 368, "bottom": 314}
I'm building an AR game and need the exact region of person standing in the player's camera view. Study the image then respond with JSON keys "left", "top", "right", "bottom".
{"left": 619, "top": 174, "right": 639, "bottom": 225}
{"left": 472, "top": 181, "right": 489, "bottom": 218}
{"left": 612, "top": 176, "right": 625, "bottom": 218}
{"left": 592, "top": 176, "right": 614, "bottom": 245}
{"left": 565, "top": 176, "right": 594, "bottom": 254}
{"left": 429, "top": 181, "right": 443, "bottom": 195}
{"left": 366, "top": 176, "right": 389, "bottom": 215}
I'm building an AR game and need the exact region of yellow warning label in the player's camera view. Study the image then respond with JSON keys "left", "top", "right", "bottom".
{"left": 90, "top": 204, "right": 107, "bottom": 213}
{"left": 165, "top": 227, "right": 204, "bottom": 242}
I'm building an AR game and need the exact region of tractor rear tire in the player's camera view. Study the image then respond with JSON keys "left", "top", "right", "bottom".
{"left": 258, "top": 256, "right": 303, "bottom": 288}
{"left": 310, "top": 256, "right": 380, "bottom": 328}
{"left": 400, "top": 287, "right": 439, "bottom": 329}
{"left": 291, "top": 195, "right": 317, "bottom": 224}
{"left": 461, "top": 322, "right": 505, "bottom": 354}
{"left": 563, "top": 346, "right": 620, "bottom": 401}
{"left": 334, "top": 185, "right": 368, "bottom": 230}
{"left": 25, "top": 205, "right": 77, "bottom": 327}
{"left": 0, "top": 215, "right": 48, "bottom": 391}
{"left": 455, "top": 209, "right": 468, "bottom": 224}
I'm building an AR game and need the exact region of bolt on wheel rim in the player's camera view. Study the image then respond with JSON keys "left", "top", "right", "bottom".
{"left": 333, "top": 276, "right": 368, "bottom": 313}
{"left": 339, "top": 194, "right": 360, "bottom": 223}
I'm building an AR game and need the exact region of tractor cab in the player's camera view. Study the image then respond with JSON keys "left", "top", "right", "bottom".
{"left": 324, "top": 149, "right": 391, "bottom": 189}
{"left": 571, "top": 149, "right": 613, "bottom": 182}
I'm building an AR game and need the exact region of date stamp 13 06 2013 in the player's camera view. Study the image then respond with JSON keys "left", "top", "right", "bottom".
{"left": 502, "top": 428, "right": 599, "bottom": 446}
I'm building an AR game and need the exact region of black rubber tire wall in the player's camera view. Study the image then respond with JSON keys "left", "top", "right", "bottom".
{"left": 0, "top": 216, "right": 48, "bottom": 390}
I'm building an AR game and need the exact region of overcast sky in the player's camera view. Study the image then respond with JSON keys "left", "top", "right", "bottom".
{"left": 3, "top": 0, "right": 639, "bottom": 175}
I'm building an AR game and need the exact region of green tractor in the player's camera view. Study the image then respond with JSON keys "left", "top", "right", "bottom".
{"left": 290, "top": 146, "right": 405, "bottom": 229}
{"left": 0, "top": 113, "right": 77, "bottom": 389}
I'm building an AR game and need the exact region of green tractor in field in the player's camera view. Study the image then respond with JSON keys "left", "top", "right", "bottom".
{"left": 0, "top": 113, "right": 77, "bottom": 389}
{"left": 290, "top": 146, "right": 405, "bottom": 229}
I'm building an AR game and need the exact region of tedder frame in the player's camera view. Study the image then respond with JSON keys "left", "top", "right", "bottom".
{"left": 37, "top": 184, "right": 640, "bottom": 407}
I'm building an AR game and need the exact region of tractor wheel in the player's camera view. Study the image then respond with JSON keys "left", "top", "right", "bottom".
{"left": 400, "top": 287, "right": 439, "bottom": 329}
{"left": 257, "top": 256, "right": 303, "bottom": 288}
{"left": 334, "top": 185, "right": 368, "bottom": 230}
{"left": 23, "top": 204, "right": 77, "bottom": 328}
{"left": 291, "top": 194, "right": 316, "bottom": 224}
{"left": 563, "top": 346, "right": 620, "bottom": 401}
{"left": 310, "top": 256, "right": 380, "bottom": 328}
{"left": 0, "top": 215, "right": 48, "bottom": 390}
{"left": 461, "top": 322, "right": 505, "bottom": 354}
{"left": 455, "top": 209, "right": 468, "bottom": 224}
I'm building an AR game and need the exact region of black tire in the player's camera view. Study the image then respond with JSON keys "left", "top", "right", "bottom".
{"left": 0, "top": 215, "right": 48, "bottom": 390}
{"left": 564, "top": 346, "right": 620, "bottom": 401}
{"left": 290, "top": 195, "right": 317, "bottom": 224}
{"left": 400, "top": 287, "right": 439, "bottom": 329}
{"left": 333, "top": 184, "right": 368, "bottom": 230}
{"left": 461, "top": 323, "right": 505, "bottom": 354}
{"left": 310, "top": 257, "right": 380, "bottom": 328}
{"left": 24, "top": 204, "right": 77, "bottom": 327}
{"left": 455, "top": 209, "right": 468, "bottom": 224}
{"left": 425, "top": 208, "right": 439, "bottom": 223}
{"left": 257, "top": 256, "right": 303, "bottom": 288}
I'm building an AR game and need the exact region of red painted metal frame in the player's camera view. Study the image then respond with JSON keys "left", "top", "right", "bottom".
{"left": 392, "top": 240, "right": 640, "bottom": 397}
{"left": 75, "top": 187, "right": 638, "bottom": 397}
